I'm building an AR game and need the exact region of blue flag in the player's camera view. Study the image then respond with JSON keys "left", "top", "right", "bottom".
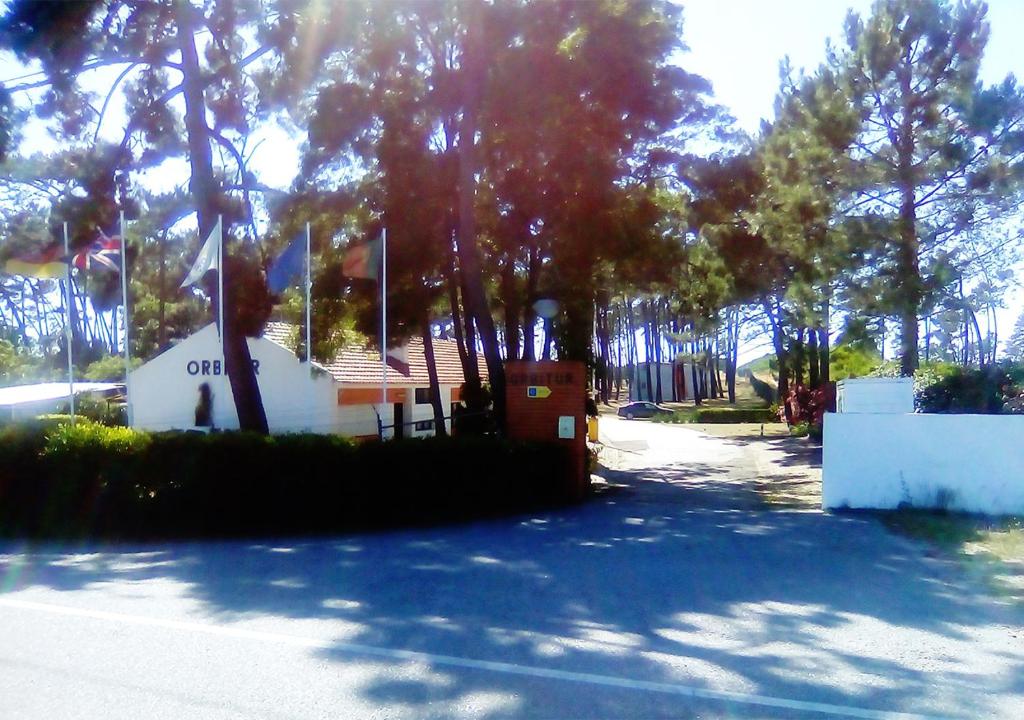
{"left": 267, "top": 234, "right": 306, "bottom": 294}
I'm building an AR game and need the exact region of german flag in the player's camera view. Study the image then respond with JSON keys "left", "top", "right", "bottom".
{"left": 3, "top": 243, "right": 68, "bottom": 279}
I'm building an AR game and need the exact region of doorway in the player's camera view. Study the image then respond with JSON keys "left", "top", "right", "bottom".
{"left": 393, "top": 402, "right": 404, "bottom": 439}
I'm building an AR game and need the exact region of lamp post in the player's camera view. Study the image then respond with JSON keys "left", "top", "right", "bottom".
{"left": 532, "top": 297, "right": 559, "bottom": 360}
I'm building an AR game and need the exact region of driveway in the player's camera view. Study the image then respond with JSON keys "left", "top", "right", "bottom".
{"left": 1, "top": 419, "right": 1022, "bottom": 719}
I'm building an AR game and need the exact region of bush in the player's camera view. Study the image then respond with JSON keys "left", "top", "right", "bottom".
{"left": 83, "top": 354, "right": 141, "bottom": 381}
{"left": 652, "top": 409, "right": 698, "bottom": 424}
{"left": 780, "top": 384, "right": 829, "bottom": 428}
{"left": 916, "top": 362, "right": 1024, "bottom": 414}
{"left": 54, "top": 394, "right": 126, "bottom": 426}
{"left": 869, "top": 360, "right": 958, "bottom": 410}
{"left": 0, "top": 425, "right": 576, "bottom": 539}
{"left": 693, "top": 407, "right": 777, "bottom": 423}
{"left": 789, "top": 421, "right": 811, "bottom": 438}
{"left": 829, "top": 343, "right": 882, "bottom": 379}
{"left": 870, "top": 360, "right": 1024, "bottom": 413}
{"left": 652, "top": 407, "right": 778, "bottom": 424}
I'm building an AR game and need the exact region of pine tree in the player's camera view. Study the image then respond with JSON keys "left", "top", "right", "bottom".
{"left": 828, "top": 0, "right": 1024, "bottom": 375}
{"left": 1005, "top": 309, "right": 1024, "bottom": 362}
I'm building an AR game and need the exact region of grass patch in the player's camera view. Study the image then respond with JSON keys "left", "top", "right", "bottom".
{"left": 880, "top": 509, "right": 1024, "bottom": 605}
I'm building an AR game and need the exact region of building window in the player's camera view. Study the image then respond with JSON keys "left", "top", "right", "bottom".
{"left": 415, "top": 387, "right": 433, "bottom": 404}
{"left": 414, "top": 419, "right": 434, "bottom": 432}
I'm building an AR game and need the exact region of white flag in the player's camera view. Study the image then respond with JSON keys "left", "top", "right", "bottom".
{"left": 180, "top": 217, "right": 221, "bottom": 288}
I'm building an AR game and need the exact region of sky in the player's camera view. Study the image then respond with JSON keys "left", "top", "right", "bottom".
{"left": 679, "top": 0, "right": 1024, "bottom": 362}
{"left": 2, "top": 0, "right": 1023, "bottom": 363}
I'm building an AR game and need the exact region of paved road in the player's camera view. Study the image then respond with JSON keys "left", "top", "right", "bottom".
{"left": 1, "top": 418, "right": 1022, "bottom": 719}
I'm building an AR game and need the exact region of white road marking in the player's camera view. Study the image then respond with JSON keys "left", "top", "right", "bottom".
{"left": 0, "top": 596, "right": 951, "bottom": 720}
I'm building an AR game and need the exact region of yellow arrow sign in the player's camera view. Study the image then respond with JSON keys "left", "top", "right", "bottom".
{"left": 526, "top": 386, "right": 552, "bottom": 399}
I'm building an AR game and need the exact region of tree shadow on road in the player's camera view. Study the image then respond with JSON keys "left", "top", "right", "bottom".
{"left": 1, "top": 454, "right": 1021, "bottom": 719}
{"left": 725, "top": 435, "right": 822, "bottom": 469}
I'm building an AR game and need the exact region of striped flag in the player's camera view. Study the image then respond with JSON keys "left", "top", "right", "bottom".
{"left": 341, "top": 236, "right": 382, "bottom": 281}
{"left": 2, "top": 242, "right": 67, "bottom": 279}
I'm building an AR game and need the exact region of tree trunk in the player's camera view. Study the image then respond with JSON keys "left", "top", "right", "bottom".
{"left": 690, "top": 332, "right": 702, "bottom": 406}
{"left": 713, "top": 330, "right": 724, "bottom": 398}
{"left": 642, "top": 302, "right": 653, "bottom": 402}
{"left": 421, "top": 314, "right": 448, "bottom": 437}
{"left": 653, "top": 301, "right": 663, "bottom": 403}
{"left": 500, "top": 254, "right": 520, "bottom": 361}
{"left": 157, "top": 229, "right": 167, "bottom": 351}
{"left": 177, "top": 0, "right": 267, "bottom": 433}
{"left": 807, "top": 326, "right": 820, "bottom": 389}
{"left": 455, "top": 0, "right": 506, "bottom": 428}
{"left": 522, "top": 245, "right": 540, "bottom": 361}
{"left": 794, "top": 327, "right": 807, "bottom": 387}
{"left": 614, "top": 303, "right": 623, "bottom": 400}
{"left": 819, "top": 294, "right": 830, "bottom": 386}
{"left": 541, "top": 319, "right": 554, "bottom": 360}
{"left": 897, "top": 61, "right": 920, "bottom": 377}
{"left": 725, "top": 308, "right": 738, "bottom": 404}
{"left": 763, "top": 297, "right": 791, "bottom": 424}
{"left": 445, "top": 252, "right": 474, "bottom": 381}
{"left": 600, "top": 302, "right": 612, "bottom": 403}
{"left": 967, "top": 304, "right": 985, "bottom": 368}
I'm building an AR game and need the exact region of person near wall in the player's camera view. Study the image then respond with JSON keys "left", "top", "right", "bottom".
{"left": 194, "top": 382, "right": 214, "bottom": 429}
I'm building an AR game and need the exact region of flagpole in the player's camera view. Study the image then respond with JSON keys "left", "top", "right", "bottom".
{"left": 217, "top": 215, "right": 224, "bottom": 345}
{"left": 381, "top": 226, "right": 387, "bottom": 435}
{"left": 119, "top": 211, "right": 133, "bottom": 426}
{"left": 63, "top": 222, "right": 75, "bottom": 426}
{"left": 305, "top": 221, "right": 312, "bottom": 375}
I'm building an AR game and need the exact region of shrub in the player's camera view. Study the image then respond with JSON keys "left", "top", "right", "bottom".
{"left": 693, "top": 407, "right": 777, "bottom": 423}
{"left": 651, "top": 409, "right": 698, "bottom": 424}
{"left": 780, "top": 384, "right": 829, "bottom": 427}
{"left": 651, "top": 407, "right": 778, "bottom": 424}
{"left": 829, "top": 343, "right": 882, "bottom": 379}
{"left": 83, "top": 354, "right": 141, "bottom": 381}
{"left": 869, "top": 360, "right": 959, "bottom": 410}
{"left": 870, "top": 360, "right": 1024, "bottom": 413}
{"left": 0, "top": 426, "right": 575, "bottom": 539}
{"left": 54, "top": 395, "right": 126, "bottom": 426}
{"left": 916, "top": 362, "right": 1024, "bottom": 414}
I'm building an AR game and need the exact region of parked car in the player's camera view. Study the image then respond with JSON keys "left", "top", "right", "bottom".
{"left": 617, "top": 401, "right": 672, "bottom": 420}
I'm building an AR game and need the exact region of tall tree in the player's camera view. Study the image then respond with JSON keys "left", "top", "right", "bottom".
{"left": 3, "top": 0, "right": 278, "bottom": 430}
{"left": 829, "top": 0, "right": 1024, "bottom": 375}
{"left": 1005, "top": 309, "right": 1024, "bottom": 362}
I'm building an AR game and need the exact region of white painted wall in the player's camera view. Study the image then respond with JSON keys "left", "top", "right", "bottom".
{"left": 404, "top": 386, "right": 454, "bottom": 437}
{"left": 130, "top": 325, "right": 386, "bottom": 436}
{"left": 836, "top": 378, "right": 914, "bottom": 414}
{"left": 823, "top": 413, "right": 1024, "bottom": 515}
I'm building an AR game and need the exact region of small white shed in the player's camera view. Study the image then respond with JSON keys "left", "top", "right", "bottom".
{"left": 835, "top": 377, "right": 914, "bottom": 414}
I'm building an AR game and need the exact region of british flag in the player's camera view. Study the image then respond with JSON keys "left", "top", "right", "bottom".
{"left": 72, "top": 231, "right": 121, "bottom": 272}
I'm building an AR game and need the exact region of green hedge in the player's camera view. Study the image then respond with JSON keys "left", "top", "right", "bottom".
{"left": 692, "top": 407, "right": 778, "bottom": 423}
{"left": 0, "top": 423, "right": 576, "bottom": 539}
{"left": 653, "top": 407, "right": 778, "bottom": 424}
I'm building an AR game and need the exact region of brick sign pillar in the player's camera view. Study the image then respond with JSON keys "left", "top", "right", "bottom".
{"left": 505, "top": 360, "right": 588, "bottom": 499}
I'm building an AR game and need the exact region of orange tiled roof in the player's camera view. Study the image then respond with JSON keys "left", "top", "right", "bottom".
{"left": 262, "top": 322, "right": 486, "bottom": 386}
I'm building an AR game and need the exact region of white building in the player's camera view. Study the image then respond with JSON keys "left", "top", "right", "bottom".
{"left": 629, "top": 359, "right": 695, "bottom": 402}
{"left": 0, "top": 382, "right": 122, "bottom": 422}
{"left": 129, "top": 323, "right": 479, "bottom": 438}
